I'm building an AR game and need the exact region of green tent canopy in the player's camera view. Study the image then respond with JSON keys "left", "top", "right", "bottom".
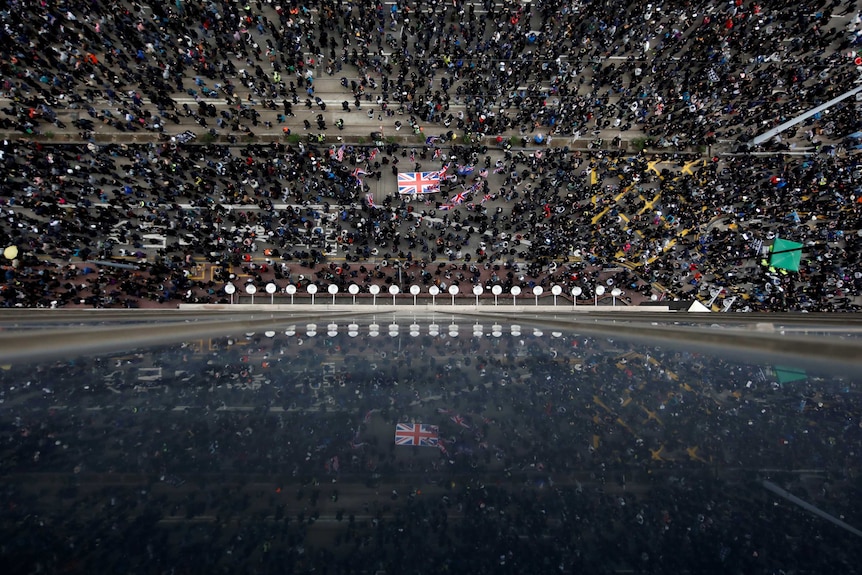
{"left": 769, "top": 238, "right": 803, "bottom": 272}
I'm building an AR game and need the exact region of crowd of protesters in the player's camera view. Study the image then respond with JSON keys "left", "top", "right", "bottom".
{"left": 0, "top": 0, "right": 861, "bottom": 310}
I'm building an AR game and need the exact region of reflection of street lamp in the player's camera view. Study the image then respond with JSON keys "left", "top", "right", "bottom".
{"left": 448, "top": 284, "right": 459, "bottom": 305}
{"left": 611, "top": 287, "right": 622, "bottom": 306}
{"left": 473, "top": 284, "right": 483, "bottom": 305}
{"left": 389, "top": 284, "right": 399, "bottom": 306}
{"left": 245, "top": 283, "right": 257, "bottom": 305}
{"left": 369, "top": 284, "right": 380, "bottom": 306}
{"left": 328, "top": 283, "right": 338, "bottom": 305}
{"left": 429, "top": 285, "right": 439, "bottom": 305}
{"left": 571, "top": 286, "right": 582, "bottom": 308}
{"left": 492, "top": 285, "right": 502, "bottom": 305}
{"left": 595, "top": 285, "right": 605, "bottom": 306}
{"left": 348, "top": 283, "right": 359, "bottom": 304}
{"left": 307, "top": 283, "right": 318, "bottom": 305}
{"left": 285, "top": 284, "right": 296, "bottom": 304}
{"left": 511, "top": 285, "right": 521, "bottom": 306}
{"left": 533, "top": 285, "right": 543, "bottom": 306}
{"left": 224, "top": 282, "right": 236, "bottom": 304}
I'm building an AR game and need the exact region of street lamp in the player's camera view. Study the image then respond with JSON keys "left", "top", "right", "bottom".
{"left": 369, "top": 284, "right": 380, "bottom": 305}
{"left": 595, "top": 285, "right": 605, "bottom": 305}
{"left": 473, "top": 284, "right": 484, "bottom": 305}
{"left": 245, "top": 283, "right": 257, "bottom": 305}
{"left": 348, "top": 283, "right": 359, "bottom": 304}
{"left": 328, "top": 283, "right": 339, "bottom": 305}
{"left": 224, "top": 282, "right": 236, "bottom": 304}
{"left": 266, "top": 282, "right": 277, "bottom": 304}
{"left": 611, "top": 287, "right": 622, "bottom": 306}
{"left": 551, "top": 285, "right": 562, "bottom": 306}
{"left": 285, "top": 284, "right": 296, "bottom": 304}
{"left": 571, "top": 286, "right": 582, "bottom": 308}
{"left": 533, "top": 285, "right": 543, "bottom": 306}
{"left": 307, "top": 283, "right": 318, "bottom": 305}
{"left": 491, "top": 284, "right": 502, "bottom": 305}
{"left": 389, "top": 284, "right": 399, "bottom": 306}
{"left": 448, "top": 284, "right": 459, "bottom": 305}
{"left": 410, "top": 284, "right": 420, "bottom": 305}
{"left": 511, "top": 285, "right": 521, "bottom": 306}
{"left": 429, "top": 285, "right": 439, "bottom": 305}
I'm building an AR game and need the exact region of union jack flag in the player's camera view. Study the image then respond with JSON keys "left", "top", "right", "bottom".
{"left": 450, "top": 191, "right": 466, "bottom": 205}
{"left": 335, "top": 144, "right": 345, "bottom": 162}
{"left": 478, "top": 168, "right": 488, "bottom": 178}
{"left": 398, "top": 171, "right": 441, "bottom": 195}
{"left": 394, "top": 423, "right": 439, "bottom": 446}
{"left": 439, "top": 204, "right": 453, "bottom": 210}
{"left": 369, "top": 147, "right": 379, "bottom": 161}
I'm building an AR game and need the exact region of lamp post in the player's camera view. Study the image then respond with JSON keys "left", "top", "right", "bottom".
{"left": 285, "top": 284, "right": 296, "bottom": 304}
{"left": 551, "top": 285, "right": 562, "bottom": 306}
{"left": 473, "top": 284, "right": 483, "bottom": 305}
{"left": 595, "top": 285, "right": 605, "bottom": 306}
{"left": 245, "top": 283, "right": 257, "bottom": 305}
{"left": 328, "top": 283, "right": 338, "bottom": 305}
{"left": 492, "top": 284, "right": 502, "bottom": 305}
{"left": 611, "top": 287, "right": 621, "bottom": 306}
{"left": 307, "top": 283, "right": 318, "bottom": 305}
{"left": 410, "top": 284, "right": 420, "bottom": 305}
{"left": 224, "top": 282, "right": 236, "bottom": 304}
{"left": 266, "top": 282, "right": 277, "bottom": 304}
{"left": 571, "top": 286, "right": 582, "bottom": 308}
{"left": 533, "top": 285, "right": 543, "bottom": 306}
{"left": 448, "top": 284, "right": 459, "bottom": 306}
{"left": 429, "top": 285, "right": 439, "bottom": 305}
{"left": 369, "top": 284, "right": 380, "bottom": 306}
{"left": 511, "top": 285, "right": 521, "bottom": 306}
{"left": 348, "top": 283, "right": 359, "bottom": 304}
{"left": 389, "top": 284, "right": 399, "bottom": 306}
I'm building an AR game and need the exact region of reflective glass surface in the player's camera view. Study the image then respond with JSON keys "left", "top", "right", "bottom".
{"left": 1, "top": 313, "right": 861, "bottom": 574}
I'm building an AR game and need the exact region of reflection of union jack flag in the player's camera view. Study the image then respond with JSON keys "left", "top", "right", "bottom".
{"left": 398, "top": 171, "right": 441, "bottom": 195}
{"left": 450, "top": 414, "right": 471, "bottom": 429}
{"left": 394, "top": 423, "right": 439, "bottom": 446}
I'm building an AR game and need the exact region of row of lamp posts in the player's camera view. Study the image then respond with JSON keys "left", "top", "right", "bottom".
{"left": 224, "top": 282, "right": 624, "bottom": 306}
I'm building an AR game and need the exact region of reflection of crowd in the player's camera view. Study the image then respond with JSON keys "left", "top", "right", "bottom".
{"left": 0, "top": 1, "right": 861, "bottom": 310}
{"left": 2, "top": 330, "right": 862, "bottom": 571}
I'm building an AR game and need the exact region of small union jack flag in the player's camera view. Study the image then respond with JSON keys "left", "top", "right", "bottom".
{"left": 365, "top": 193, "right": 376, "bottom": 208}
{"left": 450, "top": 191, "right": 466, "bottom": 205}
{"left": 450, "top": 414, "right": 471, "bottom": 429}
{"left": 394, "top": 423, "right": 439, "bottom": 447}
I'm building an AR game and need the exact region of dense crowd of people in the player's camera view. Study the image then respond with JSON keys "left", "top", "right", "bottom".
{"left": 0, "top": 0, "right": 861, "bottom": 310}
{"left": 3, "top": 2, "right": 862, "bottom": 572}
